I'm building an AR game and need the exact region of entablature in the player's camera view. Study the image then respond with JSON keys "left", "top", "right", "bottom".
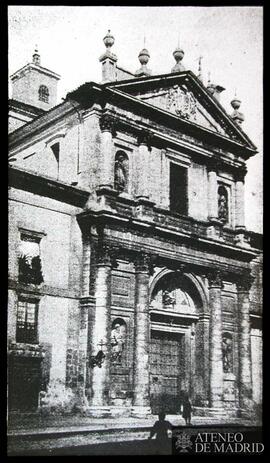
{"left": 77, "top": 202, "right": 260, "bottom": 279}
{"left": 97, "top": 107, "right": 248, "bottom": 176}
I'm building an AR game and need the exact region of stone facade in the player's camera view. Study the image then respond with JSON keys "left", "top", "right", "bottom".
{"left": 8, "top": 38, "right": 262, "bottom": 420}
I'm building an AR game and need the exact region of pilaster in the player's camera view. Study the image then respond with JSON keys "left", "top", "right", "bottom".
{"left": 131, "top": 252, "right": 152, "bottom": 416}
{"left": 208, "top": 270, "right": 224, "bottom": 408}
{"left": 236, "top": 273, "right": 254, "bottom": 410}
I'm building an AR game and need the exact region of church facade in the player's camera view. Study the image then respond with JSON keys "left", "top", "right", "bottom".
{"left": 8, "top": 32, "right": 262, "bottom": 419}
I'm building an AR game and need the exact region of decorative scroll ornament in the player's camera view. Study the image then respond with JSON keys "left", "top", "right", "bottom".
{"left": 166, "top": 85, "right": 197, "bottom": 120}
{"left": 236, "top": 273, "right": 254, "bottom": 292}
{"left": 207, "top": 270, "right": 224, "bottom": 288}
{"left": 134, "top": 252, "right": 154, "bottom": 274}
{"left": 99, "top": 113, "right": 117, "bottom": 135}
{"left": 207, "top": 158, "right": 222, "bottom": 173}
{"left": 137, "top": 130, "right": 154, "bottom": 149}
{"left": 97, "top": 242, "right": 119, "bottom": 267}
{"left": 234, "top": 165, "right": 248, "bottom": 182}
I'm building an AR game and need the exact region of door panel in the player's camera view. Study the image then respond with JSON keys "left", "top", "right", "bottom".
{"left": 150, "top": 331, "right": 184, "bottom": 414}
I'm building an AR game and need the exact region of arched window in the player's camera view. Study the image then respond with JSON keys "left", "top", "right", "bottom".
{"left": 39, "top": 85, "right": 49, "bottom": 103}
{"left": 114, "top": 151, "right": 129, "bottom": 192}
{"left": 218, "top": 185, "right": 229, "bottom": 224}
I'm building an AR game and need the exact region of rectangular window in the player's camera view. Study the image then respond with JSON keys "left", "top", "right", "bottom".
{"left": 170, "top": 163, "right": 188, "bottom": 215}
{"left": 16, "top": 299, "right": 39, "bottom": 344}
{"left": 18, "top": 232, "right": 44, "bottom": 285}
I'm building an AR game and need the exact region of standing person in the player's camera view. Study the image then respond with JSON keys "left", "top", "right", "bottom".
{"left": 148, "top": 412, "right": 172, "bottom": 454}
{"left": 181, "top": 394, "right": 192, "bottom": 426}
{"left": 150, "top": 377, "right": 162, "bottom": 415}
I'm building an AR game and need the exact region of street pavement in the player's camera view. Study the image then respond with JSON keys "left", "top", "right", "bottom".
{"left": 7, "top": 413, "right": 261, "bottom": 456}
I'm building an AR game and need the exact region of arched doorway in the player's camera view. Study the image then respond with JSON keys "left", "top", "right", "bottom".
{"left": 149, "top": 270, "right": 204, "bottom": 414}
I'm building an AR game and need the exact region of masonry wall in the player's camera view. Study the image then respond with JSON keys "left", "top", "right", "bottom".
{"left": 8, "top": 188, "right": 83, "bottom": 412}
{"left": 12, "top": 68, "right": 58, "bottom": 110}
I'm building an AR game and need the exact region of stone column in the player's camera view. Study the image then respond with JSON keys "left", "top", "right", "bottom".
{"left": 207, "top": 160, "right": 219, "bottom": 222}
{"left": 98, "top": 114, "right": 116, "bottom": 190}
{"left": 76, "top": 233, "right": 92, "bottom": 410}
{"left": 234, "top": 166, "right": 247, "bottom": 230}
{"left": 132, "top": 252, "right": 151, "bottom": 416}
{"left": 136, "top": 131, "right": 152, "bottom": 200}
{"left": 88, "top": 243, "right": 112, "bottom": 415}
{"left": 237, "top": 275, "right": 253, "bottom": 410}
{"left": 208, "top": 271, "right": 224, "bottom": 408}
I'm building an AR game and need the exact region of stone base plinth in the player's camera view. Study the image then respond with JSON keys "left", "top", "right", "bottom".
{"left": 110, "top": 406, "right": 132, "bottom": 417}
{"left": 130, "top": 406, "right": 152, "bottom": 418}
{"left": 237, "top": 407, "right": 257, "bottom": 420}
{"left": 85, "top": 406, "right": 111, "bottom": 417}
{"left": 193, "top": 407, "right": 238, "bottom": 418}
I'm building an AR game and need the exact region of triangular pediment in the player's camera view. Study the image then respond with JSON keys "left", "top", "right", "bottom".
{"left": 137, "top": 84, "right": 228, "bottom": 136}
{"left": 107, "top": 71, "right": 256, "bottom": 150}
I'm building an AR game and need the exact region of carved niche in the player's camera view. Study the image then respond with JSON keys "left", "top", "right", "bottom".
{"left": 110, "top": 318, "right": 127, "bottom": 364}
{"left": 114, "top": 151, "right": 129, "bottom": 193}
{"left": 218, "top": 185, "right": 229, "bottom": 224}
{"left": 222, "top": 332, "right": 233, "bottom": 373}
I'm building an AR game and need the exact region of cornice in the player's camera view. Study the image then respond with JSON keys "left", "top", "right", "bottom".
{"left": 103, "top": 71, "right": 257, "bottom": 149}
{"left": 77, "top": 207, "right": 260, "bottom": 264}
{"left": 10, "top": 63, "right": 61, "bottom": 81}
{"left": 104, "top": 87, "right": 256, "bottom": 159}
{"left": 9, "top": 101, "right": 80, "bottom": 151}
{"left": 8, "top": 166, "right": 89, "bottom": 208}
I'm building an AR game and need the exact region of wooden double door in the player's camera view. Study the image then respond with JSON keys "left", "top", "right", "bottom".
{"left": 149, "top": 330, "right": 184, "bottom": 414}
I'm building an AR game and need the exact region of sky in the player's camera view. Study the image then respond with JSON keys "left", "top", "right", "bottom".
{"left": 8, "top": 6, "right": 263, "bottom": 233}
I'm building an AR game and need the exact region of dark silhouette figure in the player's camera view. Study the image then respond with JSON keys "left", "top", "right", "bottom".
{"left": 181, "top": 396, "right": 192, "bottom": 426}
{"left": 89, "top": 350, "right": 106, "bottom": 368}
{"left": 148, "top": 412, "right": 172, "bottom": 454}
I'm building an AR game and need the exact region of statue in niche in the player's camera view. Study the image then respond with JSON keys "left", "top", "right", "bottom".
{"left": 218, "top": 186, "right": 228, "bottom": 223}
{"left": 162, "top": 290, "right": 176, "bottom": 306}
{"left": 114, "top": 152, "right": 128, "bottom": 192}
{"left": 111, "top": 322, "right": 126, "bottom": 363}
{"left": 222, "top": 335, "right": 233, "bottom": 372}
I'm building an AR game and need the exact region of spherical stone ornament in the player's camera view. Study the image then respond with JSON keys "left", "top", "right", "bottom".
{"left": 103, "top": 30, "right": 115, "bottom": 49}
{"left": 173, "top": 47, "right": 184, "bottom": 62}
{"left": 231, "top": 98, "right": 241, "bottom": 110}
{"left": 138, "top": 48, "right": 150, "bottom": 65}
{"left": 207, "top": 83, "right": 216, "bottom": 95}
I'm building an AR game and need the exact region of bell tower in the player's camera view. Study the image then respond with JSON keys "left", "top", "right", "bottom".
{"left": 10, "top": 48, "right": 60, "bottom": 111}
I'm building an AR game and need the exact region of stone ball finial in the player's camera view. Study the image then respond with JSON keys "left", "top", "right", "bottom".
{"left": 138, "top": 48, "right": 150, "bottom": 66}
{"left": 173, "top": 47, "right": 184, "bottom": 63}
{"left": 207, "top": 83, "right": 215, "bottom": 95}
{"left": 171, "top": 46, "right": 185, "bottom": 73}
{"left": 103, "top": 29, "right": 115, "bottom": 49}
{"left": 231, "top": 98, "right": 241, "bottom": 110}
{"left": 231, "top": 97, "right": 245, "bottom": 124}
{"left": 32, "top": 46, "right": 40, "bottom": 65}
